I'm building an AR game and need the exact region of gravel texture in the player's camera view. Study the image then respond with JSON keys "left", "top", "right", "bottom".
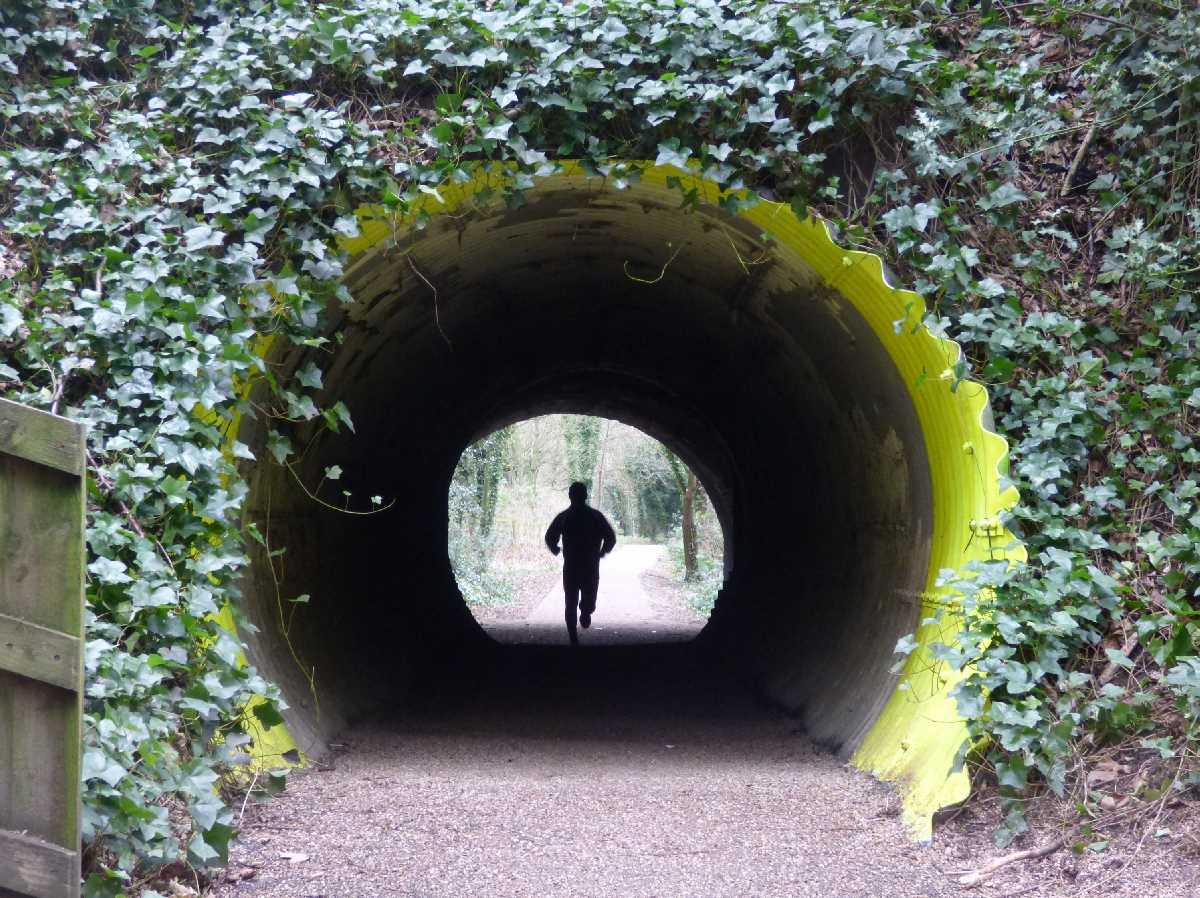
{"left": 210, "top": 547, "right": 1200, "bottom": 898}
{"left": 928, "top": 781, "right": 1200, "bottom": 897}
{"left": 213, "top": 647, "right": 954, "bottom": 898}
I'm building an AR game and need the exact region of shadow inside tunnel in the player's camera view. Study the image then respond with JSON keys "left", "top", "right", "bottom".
{"left": 350, "top": 640, "right": 820, "bottom": 770}
{"left": 481, "top": 618, "right": 702, "bottom": 646}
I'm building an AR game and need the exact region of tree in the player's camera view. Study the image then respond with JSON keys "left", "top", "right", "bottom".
{"left": 563, "top": 415, "right": 600, "bottom": 491}
{"left": 661, "top": 448, "right": 697, "bottom": 581}
{"left": 454, "top": 426, "right": 511, "bottom": 537}
{"left": 622, "top": 438, "right": 679, "bottom": 539}
{"left": 474, "top": 427, "right": 511, "bottom": 537}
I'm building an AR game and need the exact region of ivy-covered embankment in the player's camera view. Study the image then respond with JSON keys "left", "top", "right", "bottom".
{"left": 0, "top": 0, "right": 1196, "bottom": 889}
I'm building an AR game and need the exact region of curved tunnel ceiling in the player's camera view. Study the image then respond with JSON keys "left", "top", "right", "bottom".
{"left": 234, "top": 164, "right": 1022, "bottom": 837}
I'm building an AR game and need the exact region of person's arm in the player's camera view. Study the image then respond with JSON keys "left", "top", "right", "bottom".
{"left": 545, "top": 513, "right": 563, "bottom": 555}
{"left": 598, "top": 511, "right": 617, "bottom": 557}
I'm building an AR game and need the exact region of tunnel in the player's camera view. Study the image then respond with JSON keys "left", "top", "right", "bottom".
{"left": 232, "top": 163, "right": 1020, "bottom": 837}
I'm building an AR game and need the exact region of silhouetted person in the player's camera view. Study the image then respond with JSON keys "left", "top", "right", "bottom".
{"left": 545, "top": 481, "right": 616, "bottom": 646}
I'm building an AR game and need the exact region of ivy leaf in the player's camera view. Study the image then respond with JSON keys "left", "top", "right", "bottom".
{"left": 995, "top": 755, "right": 1028, "bottom": 790}
{"left": 88, "top": 557, "right": 132, "bottom": 584}
{"left": 893, "top": 634, "right": 919, "bottom": 656}
{"left": 994, "top": 807, "right": 1030, "bottom": 849}
{"left": 747, "top": 97, "right": 778, "bottom": 125}
{"left": 491, "top": 86, "right": 518, "bottom": 108}
{"left": 82, "top": 749, "right": 128, "bottom": 788}
{"left": 654, "top": 140, "right": 692, "bottom": 169}
{"left": 278, "top": 93, "right": 313, "bottom": 109}
{"left": 1104, "top": 647, "right": 1136, "bottom": 670}
{"left": 333, "top": 215, "right": 360, "bottom": 238}
{"left": 0, "top": 303, "right": 21, "bottom": 338}
{"left": 418, "top": 184, "right": 445, "bottom": 203}
{"left": 708, "top": 142, "right": 734, "bottom": 162}
{"left": 190, "top": 791, "right": 224, "bottom": 832}
{"left": 184, "top": 225, "right": 225, "bottom": 252}
{"left": 332, "top": 400, "right": 355, "bottom": 433}
{"left": 188, "top": 831, "right": 221, "bottom": 865}
{"left": 882, "top": 202, "right": 940, "bottom": 234}
{"left": 252, "top": 701, "right": 286, "bottom": 729}
{"left": 979, "top": 182, "right": 1027, "bottom": 210}
{"left": 482, "top": 119, "right": 513, "bottom": 141}
{"left": 267, "top": 430, "right": 294, "bottom": 463}
{"left": 204, "top": 823, "right": 235, "bottom": 866}
{"left": 599, "top": 17, "right": 629, "bottom": 40}
{"left": 295, "top": 362, "right": 323, "bottom": 389}
{"left": 211, "top": 633, "right": 244, "bottom": 667}
{"left": 807, "top": 106, "right": 833, "bottom": 132}
{"left": 187, "top": 587, "right": 220, "bottom": 617}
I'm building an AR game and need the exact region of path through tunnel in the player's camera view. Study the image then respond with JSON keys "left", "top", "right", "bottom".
{"left": 234, "top": 165, "right": 1019, "bottom": 833}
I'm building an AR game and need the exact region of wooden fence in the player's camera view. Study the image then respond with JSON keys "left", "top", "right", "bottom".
{"left": 0, "top": 398, "right": 85, "bottom": 898}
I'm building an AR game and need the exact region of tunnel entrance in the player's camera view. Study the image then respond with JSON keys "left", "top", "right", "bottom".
{"left": 235, "top": 164, "right": 1020, "bottom": 834}
{"left": 448, "top": 414, "right": 725, "bottom": 646}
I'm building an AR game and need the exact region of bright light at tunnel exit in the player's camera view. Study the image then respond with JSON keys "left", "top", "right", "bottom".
{"left": 448, "top": 415, "right": 726, "bottom": 642}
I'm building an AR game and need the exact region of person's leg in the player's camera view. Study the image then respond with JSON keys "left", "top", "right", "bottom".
{"left": 579, "top": 567, "right": 599, "bottom": 629}
{"left": 563, "top": 569, "right": 580, "bottom": 645}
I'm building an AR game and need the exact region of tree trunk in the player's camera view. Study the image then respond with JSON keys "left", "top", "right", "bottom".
{"left": 682, "top": 471, "right": 698, "bottom": 581}
{"left": 592, "top": 419, "right": 612, "bottom": 511}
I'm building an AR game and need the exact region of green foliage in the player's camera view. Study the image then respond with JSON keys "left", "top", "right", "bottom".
{"left": 874, "top": 1, "right": 1200, "bottom": 845}
{"left": 663, "top": 467, "right": 723, "bottom": 611}
{"left": 447, "top": 481, "right": 514, "bottom": 608}
{"left": 563, "top": 416, "right": 601, "bottom": 492}
{"left": 667, "top": 539, "right": 724, "bottom": 618}
{"left": 448, "top": 428, "right": 514, "bottom": 606}
{"left": 613, "top": 437, "right": 681, "bottom": 540}
{"left": 454, "top": 426, "right": 512, "bottom": 538}
{"left": 0, "top": 0, "right": 1196, "bottom": 884}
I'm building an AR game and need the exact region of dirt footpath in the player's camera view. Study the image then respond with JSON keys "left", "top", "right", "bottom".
{"left": 486, "top": 544, "right": 702, "bottom": 646}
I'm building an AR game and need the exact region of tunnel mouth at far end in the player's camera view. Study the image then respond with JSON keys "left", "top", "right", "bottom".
{"left": 235, "top": 163, "right": 1021, "bottom": 838}
{"left": 447, "top": 413, "right": 728, "bottom": 648}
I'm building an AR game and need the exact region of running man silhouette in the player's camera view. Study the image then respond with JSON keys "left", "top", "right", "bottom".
{"left": 545, "top": 481, "right": 617, "bottom": 646}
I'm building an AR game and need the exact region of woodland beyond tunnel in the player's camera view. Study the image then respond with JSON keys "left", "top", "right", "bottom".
{"left": 232, "top": 167, "right": 1016, "bottom": 831}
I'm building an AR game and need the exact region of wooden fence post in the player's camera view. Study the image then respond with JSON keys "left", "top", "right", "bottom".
{"left": 0, "top": 398, "right": 86, "bottom": 898}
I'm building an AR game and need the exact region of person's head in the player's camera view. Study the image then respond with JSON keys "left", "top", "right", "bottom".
{"left": 568, "top": 481, "right": 588, "bottom": 506}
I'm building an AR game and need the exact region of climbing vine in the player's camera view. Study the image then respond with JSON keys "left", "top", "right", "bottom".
{"left": 0, "top": 0, "right": 1196, "bottom": 889}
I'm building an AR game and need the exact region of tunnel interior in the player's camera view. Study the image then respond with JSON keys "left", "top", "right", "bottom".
{"left": 235, "top": 166, "right": 1019, "bottom": 833}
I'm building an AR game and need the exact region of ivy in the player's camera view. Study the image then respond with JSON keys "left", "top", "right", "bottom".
{"left": 0, "top": 0, "right": 1197, "bottom": 888}
{"left": 873, "top": 1, "right": 1200, "bottom": 847}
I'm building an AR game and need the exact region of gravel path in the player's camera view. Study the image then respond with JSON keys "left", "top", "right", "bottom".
{"left": 210, "top": 547, "right": 1199, "bottom": 898}
{"left": 214, "top": 643, "right": 956, "bottom": 898}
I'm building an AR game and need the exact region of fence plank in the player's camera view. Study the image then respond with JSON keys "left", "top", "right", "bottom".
{"left": 0, "top": 614, "right": 80, "bottom": 693}
{"left": 0, "top": 401, "right": 85, "bottom": 898}
{"left": 0, "top": 399, "right": 84, "bottom": 478}
{"left": 0, "top": 831, "right": 78, "bottom": 898}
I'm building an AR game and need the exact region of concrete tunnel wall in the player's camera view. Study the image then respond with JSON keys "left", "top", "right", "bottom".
{"left": 233, "top": 165, "right": 1021, "bottom": 836}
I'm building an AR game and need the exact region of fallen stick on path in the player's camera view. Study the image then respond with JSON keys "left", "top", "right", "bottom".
{"left": 958, "top": 836, "right": 1066, "bottom": 887}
